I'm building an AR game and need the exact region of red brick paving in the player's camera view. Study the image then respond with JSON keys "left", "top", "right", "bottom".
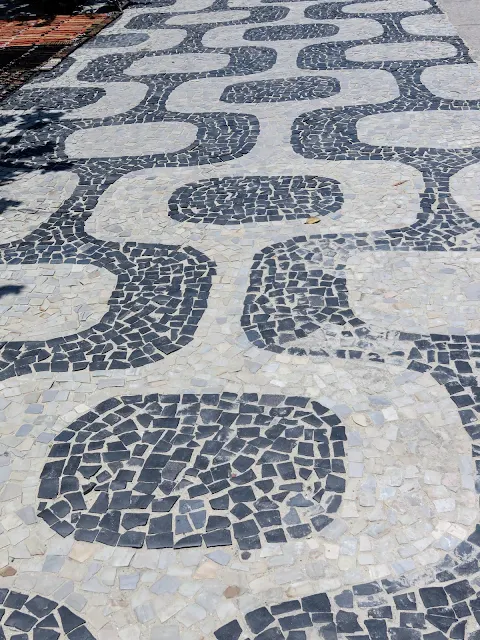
{"left": 0, "top": 12, "right": 117, "bottom": 100}
{"left": 0, "top": 14, "right": 111, "bottom": 46}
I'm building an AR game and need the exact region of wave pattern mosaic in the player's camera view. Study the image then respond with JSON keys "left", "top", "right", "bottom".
{"left": 1, "top": 0, "right": 480, "bottom": 637}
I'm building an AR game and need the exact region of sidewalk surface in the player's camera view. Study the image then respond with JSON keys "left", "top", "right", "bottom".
{"left": 1, "top": 0, "right": 480, "bottom": 639}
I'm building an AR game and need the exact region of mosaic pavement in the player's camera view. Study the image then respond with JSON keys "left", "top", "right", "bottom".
{"left": 1, "top": 0, "right": 480, "bottom": 638}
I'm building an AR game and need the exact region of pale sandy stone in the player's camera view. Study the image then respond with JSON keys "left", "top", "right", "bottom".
{"left": 65, "top": 122, "right": 197, "bottom": 158}
{"left": 357, "top": 111, "right": 480, "bottom": 148}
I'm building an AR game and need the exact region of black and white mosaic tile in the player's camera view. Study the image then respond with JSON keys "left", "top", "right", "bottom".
{"left": 2, "top": 0, "right": 480, "bottom": 637}
{"left": 37, "top": 393, "right": 347, "bottom": 550}
{"left": 244, "top": 23, "right": 340, "bottom": 40}
{"left": 215, "top": 560, "right": 480, "bottom": 639}
{"left": 0, "top": 240, "right": 214, "bottom": 380}
{"left": 83, "top": 33, "right": 150, "bottom": 48}
{"left": 291, "top": 7, "right": 480, "bottom": 183}
{"left": 124, "top": 6, "right": 289, "bottom": 32}
{"left": 220, "top": 76, "right": 341, "bottom": 102}
{"left": 168, "top": 176, "right": 343, "bottom": 224}
{"left": 31, "top": 56, "right": 77, "bottom": 84}
{"left": 241, "top": 236, "right": 480, "bottom": 362}
{"left": 0, "top": 88, "right": 106, "bottom": 113}
{"left": 76, "top": 46, "right": 276, "bottom": 84}
{"left": 0, "top": 590, "right": 96, "bottom": 639}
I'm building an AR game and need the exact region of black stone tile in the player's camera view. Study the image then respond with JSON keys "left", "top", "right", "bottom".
{"left": 419, "top": 587, "right": 448, "bottom": 608}
{"left": 245, "top": 607, "right": 275, "bottom": 634}
{"left": 4, "top": 611, "right": 37, "bottom": 632}
{"left": 25, "top": 596, "right": 57, "bottom": 618}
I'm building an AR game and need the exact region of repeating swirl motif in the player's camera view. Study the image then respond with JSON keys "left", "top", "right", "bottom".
{"left": 1, "top": 0, "right": 480, "bottom": 637}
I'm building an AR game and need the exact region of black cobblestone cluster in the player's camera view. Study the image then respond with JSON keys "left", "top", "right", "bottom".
{"left": 37, "top": 393, "right": 346, "bottom": 550}
{"left": 220, "top": 76, "right": 340, "bottom": 102}
{"left": 168, "top": 175, "right": 343, "bottom": 224}
{"left": 0, "top": 590, "right": 96, "bottom": 639}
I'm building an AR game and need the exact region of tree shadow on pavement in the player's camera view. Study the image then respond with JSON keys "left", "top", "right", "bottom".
{"left": 0, "top": 108, "right": 73, "bottom": 216}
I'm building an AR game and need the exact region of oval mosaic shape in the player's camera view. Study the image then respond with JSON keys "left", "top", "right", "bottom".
{"left": 401, "top": 13, "right": 457, "bottom": 36}
{"left": 421, "top": 63, "right": 480, "bottom": 99}
{"left": 245, "top": 23, "right": 339, "bottom": 40}
{"left": 345, "top": 41, "right": 458, "bottom": 62}
{"left": 341, "top": 0, "right": 431, "bottom": 13}
{"left": 346, "top": 252, "right": 480, "bottom": 335}
{"left": 168, "top": 175, "right": 343, "bottom": 224}
{"left": 37, "top": 393, "right": 347, "bottom": 550}
{"left": 124, "top": 52, "right": 230, "bottom": 75}
{"left": 220, "top": 76, "right": 340, "bottom": 103}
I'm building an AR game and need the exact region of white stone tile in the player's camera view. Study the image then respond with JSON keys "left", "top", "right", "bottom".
{"left": 346, "top": 40, "right": 458, "bottom": 61}
{"left": 65, "top": 122, "right": 197, "bottom": 158}
{"left": 451, "top": 162, "right": 480, "bottom": 221}
{"left": 346, "top": 252, "right": 480, "bottom": 334}
{"left": 0, "top": 170, "right": 78, "bottom": 242}
{"left": 166, "top": 10, "right": 250, "bottom": 25}
{"left": 125, "top": 53, "right": 230, "bottom": 75}
{"left": 357, "top": 110, "right": 480, "bottom": 147}
{"left": 342, "top": 0, "right": 431, "bottom": 13}
{"left": 0, "top": 263, "right": 116, "bottom": 341}
{"left": 421, "top": 63, "right": 480, "bottom": 99}
{"left": 401, "top": 13, "right": 457, "bottom": 35}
